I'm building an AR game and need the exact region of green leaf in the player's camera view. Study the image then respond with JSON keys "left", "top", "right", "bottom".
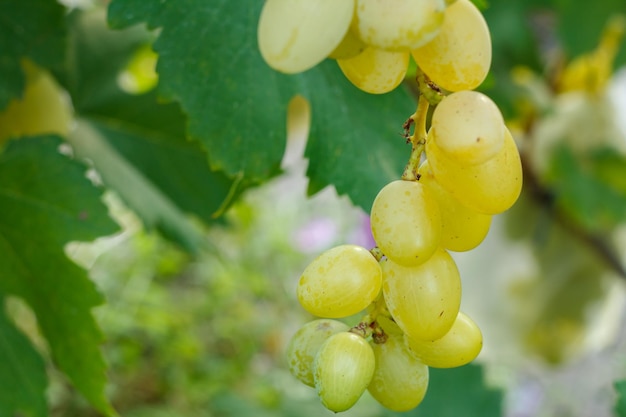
{"left": 0, "top": 296, "right": 47, "bottom": 417}
{"left": 107, "top": 0, "right": 413, "bottom": 212}
{"left": 58, "top": 9, "right": 236, "bottom": 250}
{"left": 388, "top": 364, "right": 502, "bottom": 417}
{"left": 546, "top": 145, "right": 626, "bottom": 233}
{"left": 301, "top": 61, "right": 414, "bottom": 211}
{"left": 615, "top": 380, "right": 626, "bottom": 417}
{"left": 0, "top": 136, "right": 119, "bottom": 416}
{"left": 0, "top": 0, "right": 67, "bottom": 109}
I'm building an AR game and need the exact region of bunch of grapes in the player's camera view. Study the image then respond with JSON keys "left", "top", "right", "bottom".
{"left": 258, "top": 0, "right": 523, "bottom": 413}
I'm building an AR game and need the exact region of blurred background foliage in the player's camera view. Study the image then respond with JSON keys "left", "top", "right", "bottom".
{"left": 2, "top": 0, "right": 626, "bottom": 416}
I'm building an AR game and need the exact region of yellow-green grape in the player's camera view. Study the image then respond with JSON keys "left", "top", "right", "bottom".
{"left": 370, "top": 180, "right": 442, "bottom": 266}
{"left": 412, "top": 0, "right": 491, "bottom": 91}
{"left": 257, "top": 0, "right": 354, "bottom": 74}
{"left": 355, "top": 0, "right": 445, "bottom": 50}
{"left": 430, "top": 90, "right": 505, "bottom": 165}
{"left": 286, "top": 319, "right": 350, "bottom": 387}
{"left": 297, "top": 244, "right": 382, "bottom": 318}
{"left": 418, "top": 161, "right": 492, "bottom": 252}
{"left": 405, "top": 311, "right": 483, "bottom": 368}
{"left": 337, "top": 47, "right": 410, "bottom": 94}
{"left": 314, "top": 332, "right": 376, "bottom": 412}
{"left": 426, "top": 127, "right": 523, "bottom": 215}
{"left": 368, "top": 333, "right": 429, "bottom": 412}
{"left": 0, "top": 62, "right": 72, "bottom": 144}
{"left": 329, "top": 21, "right": 367, "bottom": 60}
{"left": 382, "top": 248, "right": 461, "bottom": 341}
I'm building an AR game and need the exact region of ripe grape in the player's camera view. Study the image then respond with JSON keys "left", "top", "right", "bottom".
{"left": 297, "top": 244, "right": 382, "bottom": 318}
{"left": 382, "top": 248, "right": 461, "bottom": 341}
{"left": 429, "top": 90, "right": 505, "bottom": 165}
{"left": 370, "top": 180, "right": 442, "bottom": 266}
{"left": 405, "top": 311, "right": 483, "bottom": 368}
{"left": 257, "top": 0, "right": 353, "bottom": 74}
{"left": 314, "top": 332, "right": 376, "bottom": 412}
{"left": 354, "top": 0, "right": 445, "bottom": 51}
{"left": 426, "top": 127, "right": 523, "bottom": 214}
{"left": 412, "top": 0, "right": 492, "bottom": 91}
{"left": 368, "top": 333, "right": 429, "bottom": 412}
{"left": 286, "top": 319, "right": 350, "bottom": 387}
{"left": 337, "top": 47, "right": 410, "bottom": 94}
{"left": 0, "top": 62, "right": 72, "bottom": 143}
{"left": 418, "top": 161, "right": 492, "bottom": 252}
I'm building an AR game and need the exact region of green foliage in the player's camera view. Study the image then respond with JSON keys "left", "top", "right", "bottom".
{"left": 0, "top": 136, "right": 119, "bottom": 416}
{"left": 615, "top": 380, "right": 626, "bottom": 417}
{"left": 0, "top": 296, "right": 47, "bottom": 417}
{"left": 547, "top": 146, "right": 626, "bottom": 233}
{"left": 107, "top": 0, "right": 413, "bottom": 212}
{"left": 0, "top": 0, "right": 66, "bottom": 109}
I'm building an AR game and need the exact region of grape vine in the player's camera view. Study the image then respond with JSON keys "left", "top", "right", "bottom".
{"left": 258, "top": 0, "right": 522, "bottom": 412}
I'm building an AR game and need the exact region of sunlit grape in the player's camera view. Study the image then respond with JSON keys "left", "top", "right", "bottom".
{"left": 337, "top": 47, "right": 410, "bottom": 94}
{"left": 297, "top": 244, "right": 382, "bottom": 318}
{"left": 314, "top": 332, "right": 376, "bottom": 412}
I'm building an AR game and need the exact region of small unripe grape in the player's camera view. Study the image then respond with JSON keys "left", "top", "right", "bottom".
{"left": 368, "top": 333, "right": 429, "bottom": 412}
{"left": 426, "top": 128, "right": 523, "bottom": 215}
{"left": 430, "top": 90, "right": 505, "bottom": 165}
{"left": 418, "top": 161, "right": 492, "bottom": 252}
{"left": 370, "top": 180, "right": 442, "bottom": 266}
{"left": 257, "top": 0, "right": 353, "bottom": 74}
{"left": 337, "top": 47, "right": 410, "bottom": 94}
{"left": 297, "top": 244, "right": 382, "bottom": 318}
{"left": 412, "top": 0, "right": 492, "bottom": 91}
{"left": 286, "top": 319, "right": 350, "bottom": 387}
{"left": 355, "top": 0, "right": 445, "bottom": 51}
{"left": 314, "top": 332, "right": 376, "bottom": 412}
{"left": 382, "top": 248, "right": 461, "bottom": 341}
{"left": 406, "top": 311, "right": 483, "bottom": 368}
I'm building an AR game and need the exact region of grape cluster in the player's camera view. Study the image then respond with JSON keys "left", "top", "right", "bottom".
{"left": 258, "top": 0, "right": 490, "bottom": 94}
{"left": 259, "top": 0, "right": 523, "bottom": 413}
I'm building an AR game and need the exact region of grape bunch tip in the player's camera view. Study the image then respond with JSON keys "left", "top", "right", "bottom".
{"left": 257, "top": 0, "right": 522, "bottom": 412}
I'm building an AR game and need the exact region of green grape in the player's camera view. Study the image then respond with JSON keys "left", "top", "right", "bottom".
{"left": 314, "top": 332, "right": 376, "bottom": 412}
{"left": 412, "top": 0, "right": 491, "bottom": 91}
{"left": 0, "top": 62, "right": 72, "bottom": 144}
{"left": 425, "top": 127, "right": 523, "bottom": 215}
{"left": 430, "top": 90, "right": 505, "bottom": 165}
{"left": 355, "top": 0, "right": 445, "bottom": 50}
{"left": 405, "top": 311, "right": 483, "bottom": 368}
{"left": 297, "top": 244, "right": 382, "bottom": 318}
{"left": 382, "top": 248, "right": 461, "bottom": 341}
{"left": 370, "top": 180, "right": 442, "bottom": 266}
{"left": 329, "top": 21, "right": 367, "bottom": 60}
{"left": 337, "top": 47, "right": 410, "bottom": 94}
{"left": 418, "top": 161, "right": 492, "bottom": 252}
{"left": 368, "top": 333, "right": 429, "bottom": 412}
{"left": 286, "top": 319, "right": 350, "bottom": 387}
{"left": 257, "top": 0, "right": 353, "bottom": 74}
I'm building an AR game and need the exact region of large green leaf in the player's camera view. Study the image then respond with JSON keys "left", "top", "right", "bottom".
{"left": 0, "top": 136, "right": 119, "bottom": 416}
{"left": 107, "top": 0, "right": 413, "bottom": 212}
{"left": 0, "top": 296, "right": 47, "bottom": 417}
{"left": 59, "top": 9, "right": 236, "bottom": 250}
{"left": 0, "top": 0, "right": 67, "bottom": 110}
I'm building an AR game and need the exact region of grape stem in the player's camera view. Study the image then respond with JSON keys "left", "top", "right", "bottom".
{"left": 349, "top": 292, "right": 389, "bottom": 343}
{"left": 401, "top": 94, "right": 429, "bottom": 181}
